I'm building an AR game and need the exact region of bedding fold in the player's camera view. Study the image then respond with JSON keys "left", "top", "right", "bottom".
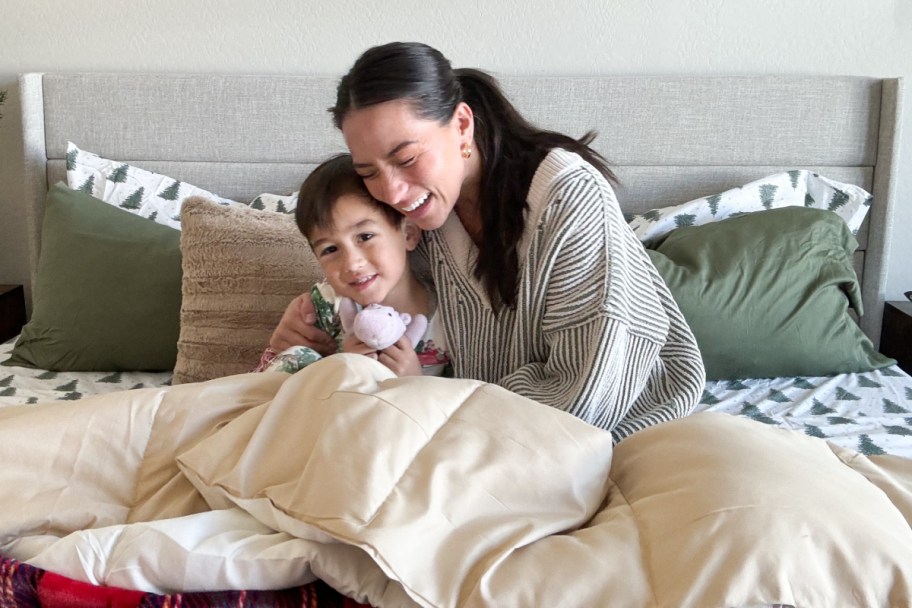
{"left": 177, "top": 354, "right": 616, "bottom": 607}
{"left": 0, "top": 354, "right": 910, "bottom": 607}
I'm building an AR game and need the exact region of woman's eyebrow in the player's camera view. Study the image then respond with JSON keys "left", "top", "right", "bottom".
{"left": 352, "top": 141, "right": 417, "bottom": 168}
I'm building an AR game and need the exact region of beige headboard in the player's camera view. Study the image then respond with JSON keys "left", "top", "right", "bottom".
{"left": 19, "top": 73, "right": 903, "bottom": 345}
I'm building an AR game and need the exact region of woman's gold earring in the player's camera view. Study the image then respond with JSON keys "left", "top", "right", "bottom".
{"left": 461, "top": 144, "right": 473, "bottom": 159}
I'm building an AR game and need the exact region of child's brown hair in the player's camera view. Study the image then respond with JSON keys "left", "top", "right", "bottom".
{"left": 295, "top": 153, "right": 403, "bottom": 240}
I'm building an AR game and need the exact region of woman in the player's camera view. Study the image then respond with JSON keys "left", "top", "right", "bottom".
{"left": 271, "top": 42, "right": 705, "bottom": 442}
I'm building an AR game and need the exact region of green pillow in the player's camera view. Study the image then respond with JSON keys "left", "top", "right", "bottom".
{"left": 4, "top": 183, "right": 182, "bottom": 371}
{"left": 646, "top": 207, "right": 894, "bottom": 380}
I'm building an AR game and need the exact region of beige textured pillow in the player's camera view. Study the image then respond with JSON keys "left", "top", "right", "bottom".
{"left": 173, "top": 196, "right": 321, "bottom": 384}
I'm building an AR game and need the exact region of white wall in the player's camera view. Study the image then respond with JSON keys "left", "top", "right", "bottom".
{"left": 1, "top": 0, "right": 909, "bottom": 303}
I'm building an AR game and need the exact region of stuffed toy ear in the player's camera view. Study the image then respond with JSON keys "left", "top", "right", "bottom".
{"left": 403, "top": 314, "right": 428, "bottom": 347}
{"left": 339, "top": 297, "right": 359, "bottom": 333}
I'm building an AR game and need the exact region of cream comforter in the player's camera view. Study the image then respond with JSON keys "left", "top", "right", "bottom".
{"left": 1, "top": 355, "right": 911, "bottom": 607}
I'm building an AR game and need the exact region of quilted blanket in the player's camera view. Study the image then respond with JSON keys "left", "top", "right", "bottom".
{"left": 0, "top": 354, "right": 911, "bottom": 607}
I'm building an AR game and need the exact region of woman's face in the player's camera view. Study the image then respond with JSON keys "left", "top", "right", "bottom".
{"left": 341, "top": 99, "right": 473, "bottom": 231}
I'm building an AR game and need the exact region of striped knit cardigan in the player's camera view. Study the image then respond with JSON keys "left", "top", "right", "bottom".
{"left": 417, "top": 148, "right": 706, "bottom": 442}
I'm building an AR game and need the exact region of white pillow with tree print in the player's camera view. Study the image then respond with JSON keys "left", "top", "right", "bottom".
{"left": 628, "top": 171, "right": 872, "bottom": 244}
{"left": 249, "top": 191, "right": 298, "bottom": 214}
{"left": 65, "top": 142, "right": 296, "bottom": 229}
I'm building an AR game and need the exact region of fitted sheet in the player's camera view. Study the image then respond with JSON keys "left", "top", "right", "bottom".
{"left": 0, "top": 337, "right": 173, "bottom": 406}
{"left": 699, "top": 365, "right": 912, "bottom": 458}
{"left": 3, "top": 335, "right": 911, "bottom": 459}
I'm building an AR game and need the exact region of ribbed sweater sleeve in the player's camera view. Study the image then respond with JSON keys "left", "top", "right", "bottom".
{"left": 421, "top": 149, "right": 705, "bottom": 442}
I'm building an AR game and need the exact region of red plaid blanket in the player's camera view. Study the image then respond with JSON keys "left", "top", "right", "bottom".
{"left": 0, "top": 556, "right": 368, "bottom": 608}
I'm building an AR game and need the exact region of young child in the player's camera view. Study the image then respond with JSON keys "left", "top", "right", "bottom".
{"left": 255, "top": 154, "right": 451, "bottom": 377}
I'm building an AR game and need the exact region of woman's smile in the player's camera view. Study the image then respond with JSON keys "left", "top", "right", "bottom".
{"left": 402, "top": 192, "right": 430, "bottom": 213}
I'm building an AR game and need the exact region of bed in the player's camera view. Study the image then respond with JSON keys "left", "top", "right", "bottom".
{"left": 1, "top": 72, "right": 910, "bottom": 607}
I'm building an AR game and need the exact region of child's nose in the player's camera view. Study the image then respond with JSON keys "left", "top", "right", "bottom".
{"left": 343, "top": 249, "right": 366, "bottom": 271}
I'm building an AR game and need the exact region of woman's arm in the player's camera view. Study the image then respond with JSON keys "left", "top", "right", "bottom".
{"left": 498, "top": 158, "right": 704, "bottom": 440}
{"left": 269, "top": 292, "right": 337, "bottom": 355}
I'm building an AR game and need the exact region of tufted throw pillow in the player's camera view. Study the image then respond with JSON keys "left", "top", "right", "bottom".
{"left": 173, "top": 197, "right": 321, "bottom": 384}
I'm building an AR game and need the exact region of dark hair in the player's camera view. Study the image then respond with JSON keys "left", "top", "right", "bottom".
{"left": 295, "top": 153, "right": 403, "bottom": 241}
{"left": 332, "top": 42, "right": 616, "bottom": 311}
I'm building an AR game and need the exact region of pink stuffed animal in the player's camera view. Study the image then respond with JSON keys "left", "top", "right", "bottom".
{"left": 339, "top": 299, "right": 428, "bottom": 351}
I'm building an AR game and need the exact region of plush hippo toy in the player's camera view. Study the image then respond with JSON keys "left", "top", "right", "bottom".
{"left": 339, "top": 299, "right": 428, "bottom": 351}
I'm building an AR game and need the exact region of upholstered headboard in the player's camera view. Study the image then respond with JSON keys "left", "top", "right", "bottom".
{"left": 18, "top": 73, "right": 903, "bottom": 344}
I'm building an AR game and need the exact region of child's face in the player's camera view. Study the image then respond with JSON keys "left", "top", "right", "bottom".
{"left": 309, "top": 194, "right": 420, "bottom": 307}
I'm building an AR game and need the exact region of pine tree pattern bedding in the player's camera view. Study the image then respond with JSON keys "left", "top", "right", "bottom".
{"left": 698, "top": 365, "right": 912, "bottom": 458}
{"left": 626, "top": 170, "right": 872, "bottom": 243}
{"left": 66, "top": 142, "right": 298, "bottom": 230}
{"left": 4, "top": 335, "right": 911, "bottom": 458}
{"left": 0, "top": 338, "right": 172, "bottom": 406}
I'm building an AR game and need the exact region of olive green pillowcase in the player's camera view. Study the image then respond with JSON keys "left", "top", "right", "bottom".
{"left": 4, "top": 183, "right": 182, "bottom": 371}
{"left": 646, "top": 207, "right": 894, "bottom": 380}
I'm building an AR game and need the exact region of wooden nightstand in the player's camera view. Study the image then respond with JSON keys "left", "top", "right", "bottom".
{"left": 881, "top": 300, "right": 912, "bottom": 374}
{"left": 0, "top": 284, "right": 27, "bottom": 343}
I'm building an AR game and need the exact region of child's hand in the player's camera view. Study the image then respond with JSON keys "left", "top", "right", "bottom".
{"left": 341, "top": 333, "right": 378, "bottom": 360}
{"left": 378, "top": 336, "right": 422, "bottom": 377}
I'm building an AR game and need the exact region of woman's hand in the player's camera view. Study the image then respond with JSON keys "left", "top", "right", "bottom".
{"left": 269, "top": 293, "right": 337, "bottom": 356}
{"left": 378, "top": 336, "right": 422, "bottom": 377}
